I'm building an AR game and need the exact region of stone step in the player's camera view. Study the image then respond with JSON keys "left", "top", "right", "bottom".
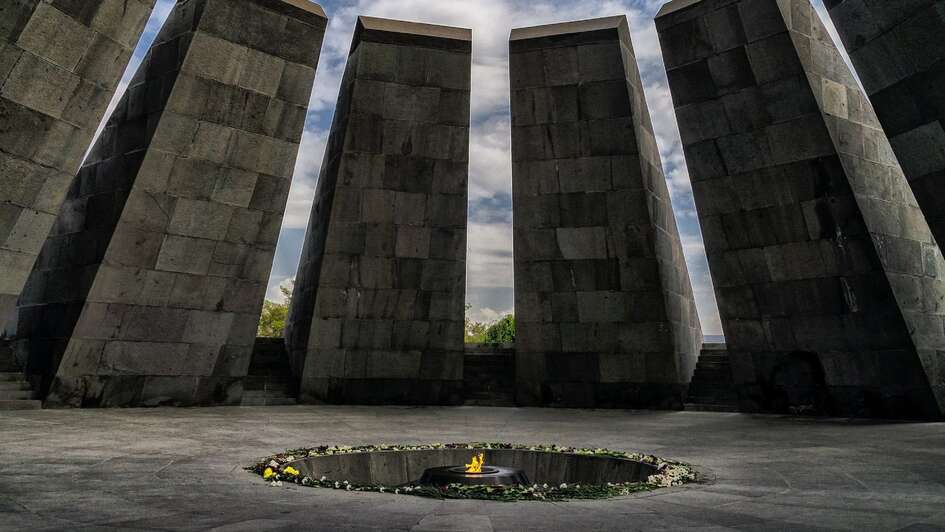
{"left": 696, "top": 355, "right": 729, "bottom": 362}
{"left": 240, "top": 393, "right": 297, "bottom": 406}
{"left": 0, "top": 372, "right": 25, "bottom": 382}
{"left": 465, "top": 388, "right": 515, "bottom": 396}
{"left": 0, "top": 390, "right": 34, "bottom": 400}
{"left": 463, "top": 352, "right": 516, "bottom": 406}
{"left": 465, "top": 361, "right": 515, "bottom": 369}
{"left": 697, "top": 355, "right": 729, "bottom": 363}
{"left": 687, "top": 394, "right": 737, "bottom": 402}
{"left": 686, "top": 345, "right": 737, "bottom": 410}
{"left": 692, "top": 372, "right": 732, "bottom": 382}
{"left": 464, "top": 399, "right": 516, "bottom": 407}
{"left": 684, "top": 403, "right": 739, "bottom": 413}
{"left": 243, "top": 379, "right": 295, "bottom": 389}
{"left": 0, "top": 380, "right": 30, "bottom": 391}
{"left": 688, "top": 385, "right": 738, "bottom": 395}
{"left": 0, "top": 399, "right": 42, "bottom": 410}
{"left": 694, "top": 363, "right": 730, "bottom": 371}
{"left": 465, "top": 383, "right": 515, "bottom": 391}
{"left": 701, "top": 343, "right": 727, "bottom": 351}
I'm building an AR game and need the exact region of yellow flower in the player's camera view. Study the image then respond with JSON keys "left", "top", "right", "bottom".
{"left": 263, "top": 467, "right": 275, "bottom": 480}
{"left": 283, "top": 466, "right": 300, "bottom": 476}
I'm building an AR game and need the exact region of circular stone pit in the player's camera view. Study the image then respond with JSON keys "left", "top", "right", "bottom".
{"left": 251, "top": 444, "right": 696, "bottom": 501}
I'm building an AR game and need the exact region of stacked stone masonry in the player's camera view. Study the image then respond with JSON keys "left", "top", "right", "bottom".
{"left": 16, "top": 0, "right": 327, "bottom": 407}
{"left": 0, "top": 0, "right": 158, "bottom": 338}
{"left": 286, "top": 17, "right": 471, "bottom": 405}
{"left": 510, "top": 16, "right": 702, "bottom": 409}
{"left": 657, "top": 0, "right": 945, "bottom": 418}
{"left": 825, "top": 1, "right": 945, "bottom": 250}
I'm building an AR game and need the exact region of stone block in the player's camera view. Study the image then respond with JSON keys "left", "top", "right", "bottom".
{"left": 287, "top": 16, "right": 469, "bottom": 405}
{"left": 659, "top": 0, "right": 945, "bottom": 419}
{"left": 511, "top": 15, "right": 702, "bottom": 409}
{"left": 17, "top": 0, "right": 326, "bottom": 407}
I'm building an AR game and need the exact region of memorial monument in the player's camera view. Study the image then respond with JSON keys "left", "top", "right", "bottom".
{"left": 825, "top": 1, "right": 945, "bottom": 249}
{"left": 16, "top": 0, "right": 328, "bottom": 407}
{"left": 657, "top": 0, "right": 945, "bottom": 418}
{"left": 0, "top": 0, "right": 157, "bottom": 339}
{"left": 286, "top": 17, "right": 472, "bottom": 405}
{"left": 510, "top": 16, "right": 703, "bottom": 408}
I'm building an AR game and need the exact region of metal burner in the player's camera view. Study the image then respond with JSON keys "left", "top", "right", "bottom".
{"left": 419, "top": 465, "right": 530, "bottom": 486}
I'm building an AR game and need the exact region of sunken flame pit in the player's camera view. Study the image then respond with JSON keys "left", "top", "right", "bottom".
{"left": 419, "top": 453, "right": 530, "bottom": 487}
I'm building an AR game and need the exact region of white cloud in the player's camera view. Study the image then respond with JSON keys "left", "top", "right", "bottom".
{"left": 265, "top": 277, "right": 296, "bottom": 303}
{"left": 466, "top": 221, "right": 514, "bottom": 290}
{"left": 283, "top": 127, "right": 330, "bottom": 230}
{"left": 468, "top": 306, "right": 513, "bottom": 324}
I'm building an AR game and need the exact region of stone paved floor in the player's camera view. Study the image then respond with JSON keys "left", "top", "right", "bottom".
{"left": 1, "top": 406, "right": 944, "bottom": 531}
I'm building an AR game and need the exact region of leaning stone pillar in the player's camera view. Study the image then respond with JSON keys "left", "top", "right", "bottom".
{"left": 510, "top": 16, "right": 703, "bottom": 408}
{"left": 0, "top": 0, "right": 157, "bottom": 338}
{"left": 16, "top": 0, "right": 328, "bottom": 406}
{"left": 286, "top": 17, "right": 471, "bottom": 405}
{"left": 825, "top": 2, "right": 945, "bottom": 249}
{"left": 657, "top": 0, "right": 945, "bottom": 418}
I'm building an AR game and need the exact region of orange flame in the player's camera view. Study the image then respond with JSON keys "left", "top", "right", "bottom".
{"left": 465, "top": 453, "right": 484, "bottom": 473}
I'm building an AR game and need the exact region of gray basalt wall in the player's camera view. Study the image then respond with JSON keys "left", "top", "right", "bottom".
{"left": 510, "top": 16, "right": 702, "bottom": 409}
{"left": 286, "top": 17, "right": 471, "bottom": 405}
{"left": 657, "top": 0, "right": 945, "bottom": 418}
{"left": 825, "top": 1, "right": 945, "bottom": 249}
{"left": 0, "top": 0, "right": 157, "bottom": 339}
{"left": 16, "top": 0, "right": 327, "bottom": 407}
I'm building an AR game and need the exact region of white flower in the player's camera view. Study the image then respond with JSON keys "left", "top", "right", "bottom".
{"left": 379, "top": 487, "right": 385, "bottom": 493}
{"left": 334, "top": 481, "right": 340, "bottom": 488}
{"left": 395, "top": 489, "right": 401, "bottom": 495}
{"left": 346, "top": 485, "right": 352, "bottom": 491}
{"left": 542, "top": 483, "right": 548, "bottom": 489}
{"left": 320, "top": 476, "right": 327, "bottom": 481}
{"left": 559, "top": 483, "right": 567, "bottom": 489}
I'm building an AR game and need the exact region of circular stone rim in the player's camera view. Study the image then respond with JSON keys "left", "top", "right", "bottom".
{"left": 249, "top": 443, "right": 697, "bottom": 502}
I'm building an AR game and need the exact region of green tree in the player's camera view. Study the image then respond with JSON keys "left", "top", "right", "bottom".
{"left": 483, "top": 314, "right": 515, "bottom": 344}
{"left": 464, "top": 304, "right": 488, "bottom": 343}
{"left": 257, "top": 283, "right": 293, "bottom": 338}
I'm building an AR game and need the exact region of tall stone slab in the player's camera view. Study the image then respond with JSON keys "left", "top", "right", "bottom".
{"left": 657, "top": 0, "right": 945, "bottom": 418}
{"left": 510, "top": 17, "right": 703, "bottom": 409}
{"left": 286, "top": 17, "right": 471, "bottom": 405}
{"left": 16, "top": 0, "right": 327, "bottom": 407}
{"left": 825, "top": 1, "right": 945, "bottom": 249}
{"left": 0, "top": 0, "right": 157, "bottom": 338}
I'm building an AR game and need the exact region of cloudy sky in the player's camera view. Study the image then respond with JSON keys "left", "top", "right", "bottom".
{"left": 119, "top": 0, "right": 844, "bottom": 335}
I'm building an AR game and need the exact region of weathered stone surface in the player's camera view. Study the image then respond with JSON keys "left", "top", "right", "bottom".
{"left": 824, "top": 1, "right": 945, "bottom": 250}
{"left": 286, "top": 16, "right": 471, "bottom": 405}
{"left": 510, "top": 16, "right": 703, "bottom": 409}
{"left": 658, "top": 0, "right": 945, "bottom": 419}
{"left": 0, "top": 0, "right": 157, "bottom": 339}
{"left": 16, "top": 0, "right": 327, "bottom": 407}
{"left": 6, "top": 407, "right": 945, "bottom": 530}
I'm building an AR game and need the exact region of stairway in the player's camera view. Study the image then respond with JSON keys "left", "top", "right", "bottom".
{"left": 0, "top": 340, "right": 41, "bottom": 410}
{"left": 463, "top": 345, "right": 516, "bottom": 406}
{"left": 685, "top": 343, "right": 739, "bottom": 412}
{"left": 241, "top": 338, "right": 298, "bottom": 406}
